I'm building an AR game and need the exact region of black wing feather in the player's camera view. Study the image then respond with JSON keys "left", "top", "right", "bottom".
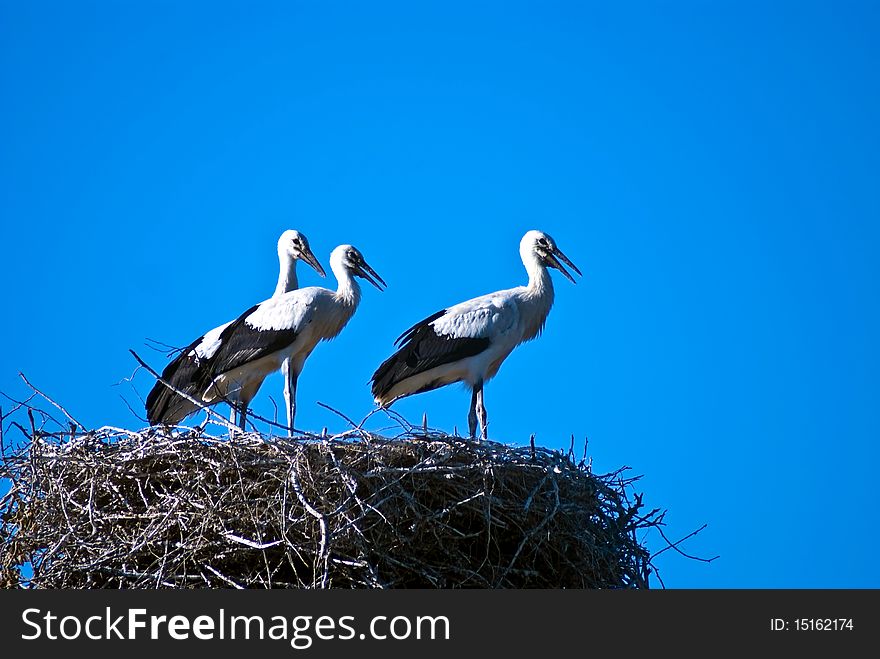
{"left": 371, "top": 309, "right": 491, "bottom": 402}
{"left": 394, "top": 309, "right": 446, "bottom": 347}
{"left": 209, "top": 303, "right": 299, "bottom": 376}
{"left": 145, "top": 332, "right": 215, "bottom": 425}
{"left": 146, "top": 301, "right": 299, "bottom": 425}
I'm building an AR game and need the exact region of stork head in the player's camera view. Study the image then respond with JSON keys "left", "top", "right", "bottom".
{"left": 521, "top": 230, "right": 582, "bottom": 283}
{"left": 278, "top": 230, "right": 326, "bottom": 277}
{"left": 331, "top": 244, "right": 386, "bottom": 291}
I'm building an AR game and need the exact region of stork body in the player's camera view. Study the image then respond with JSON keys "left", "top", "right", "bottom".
{"left": 371, "top": 230, "right": 580, "bottom": 439}
{"left": 175, "top": 245, "right": 384, "bottom": 432}
{"left": 145, "top": 230, "right": 325, "bottom": 431}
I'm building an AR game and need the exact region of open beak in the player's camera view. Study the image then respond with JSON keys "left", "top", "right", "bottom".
{"left": 547, "top": 247, "right": 582, "bottom": 284}
{"left": 302, "top": 246, "right": 327, "bottom": 278}
{"left": 357, "top": 259, "right": 386, "bottom": 291}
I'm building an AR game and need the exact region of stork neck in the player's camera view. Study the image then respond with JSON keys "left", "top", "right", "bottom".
{"left": 273, "top": 251, "right": 298, "bottom": 297}
{"left": 332, "top": 264, "right": 361, "bottom": 308}
{"left": 519, "top": 253, "right": 555, "bottom": 340}
{"left": 523, "top": 254, "right": 555, "bottom": 301}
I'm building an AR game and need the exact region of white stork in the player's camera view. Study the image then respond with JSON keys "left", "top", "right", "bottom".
{"left": 146, "top": 230, "right": 325, "bottom": 430}
{"left": 370, "top": 230, "right": 580, "bottom": 440}
{"left": 163, "top": 244, "right": 384, "bottom": 433}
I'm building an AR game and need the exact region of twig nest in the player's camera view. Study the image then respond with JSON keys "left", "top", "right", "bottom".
{"left": 0, "top": 428, "right": 656, "bottom": 588}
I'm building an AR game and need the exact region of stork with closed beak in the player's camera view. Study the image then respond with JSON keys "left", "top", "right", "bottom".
{"left": 184, "top": 244, "right": 384, "bottom": 432}
{"left": 370, "top": 230, "right": 580, "bottom": 440}
{"left": 146, "top": 230, "right": 325, "bottom": 431}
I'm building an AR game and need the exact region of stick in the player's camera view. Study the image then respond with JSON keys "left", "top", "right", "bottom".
{"left": 128, "top": 349, "right": 239, "bottom": 432}
{"left": 19, "top": 373, "right": 86, "bottom": 431}
{"left": 316, "top": 401, "right": 358, "bottom": 430}
{"left": 652, "top": 523, "right": 719, "bottom": 563}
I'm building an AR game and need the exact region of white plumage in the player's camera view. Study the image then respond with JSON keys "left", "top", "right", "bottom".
{"left": 145, "top": 230, "right": 325, "bottom": 430}
{"left": 371, "top": 230, "right": 580, "bottom": 439}
{"left": 184, "top": 244, "right": 384, "bottom": 432}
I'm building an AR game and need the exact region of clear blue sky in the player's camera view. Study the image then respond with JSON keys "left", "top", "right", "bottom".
{"left": 2, "top": 1, "right": 878, "bottom": 588}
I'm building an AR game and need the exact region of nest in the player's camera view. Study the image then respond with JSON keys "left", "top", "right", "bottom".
{"left": 1, "top": 425, "right": 658, "bottom": 588}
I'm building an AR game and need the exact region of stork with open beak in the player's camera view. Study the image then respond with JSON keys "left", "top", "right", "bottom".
{"left": 190, "top": 244, "right": 385, "bottom": 433}
{"left": 371, "top": 230, "right": 580, "bottom": 440}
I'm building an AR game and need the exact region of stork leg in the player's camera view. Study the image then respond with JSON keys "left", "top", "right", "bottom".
{"left": 227, "top": 389, "right": 248, "bottom": 432}
{"left": 468, "top": 382, "right": 484, "bottom": 440}
{"left": 282, "top": 359, "right": 298, "bottom": 437}
{"left": 235, "top": 392, "right": 257, "bottom": 432}
{"left": 475, "top": 385, "right": 488, "bottom": 440}
{"left": 226, "top": 393, "right": 241, "bottom": 432}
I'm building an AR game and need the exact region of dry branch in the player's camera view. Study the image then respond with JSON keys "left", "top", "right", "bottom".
{"left": 0, "top": 423, "right": 659, "bottom": 589}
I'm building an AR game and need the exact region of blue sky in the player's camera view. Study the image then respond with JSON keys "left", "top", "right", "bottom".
{"left": 2, "top": 1, "right": 879, "bottom": 588}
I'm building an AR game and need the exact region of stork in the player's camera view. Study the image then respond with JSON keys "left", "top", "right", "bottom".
{"left": 170, "top": 244, "right": 384, "bottom": 433}
{"left": 370, "top": 230, "right": 580, "bottom": 440}
{"left": 146, "top": 230, "right": 325, "bottom": 431}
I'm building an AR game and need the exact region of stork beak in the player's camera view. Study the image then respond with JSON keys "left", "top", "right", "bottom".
{"left": 302, "top": 246, "right": 327, "bottom": 278}
{"left": 357, "top": 259, "right": 386, "bottom": 291}
{"left": 547, "top": 247, "right": 582, "bottom": 284}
